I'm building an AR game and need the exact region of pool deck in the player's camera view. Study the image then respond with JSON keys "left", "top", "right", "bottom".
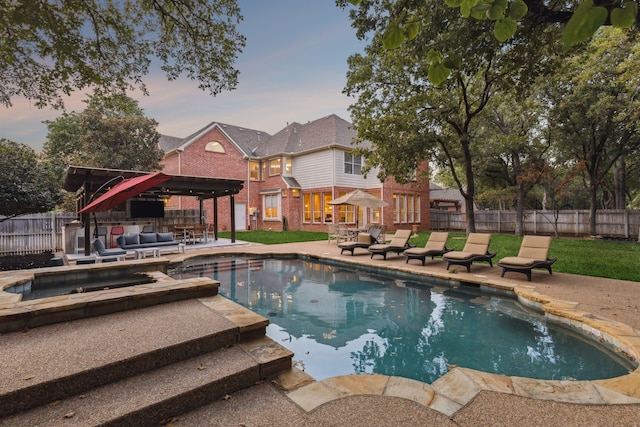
{"left": 3, "top": 238, "right": 640, "bottom": 425}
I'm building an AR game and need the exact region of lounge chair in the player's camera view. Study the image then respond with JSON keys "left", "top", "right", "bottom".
{"left": 92, "top": 238, "right": 127, "bottom": 262}
{"left": 443, "top": 233, "right": 496, "bottom": 272}
{"left": 338, "top": 228, "right": 382, "bottom": 255}
{"left": 497, "top": 235, "right": 557, "bottom": 281}
{"left": 403, "top": 232, "right": 452, "bottom": 265}
{"left": 368, "top": 229, "right": 413, "bottom": 260}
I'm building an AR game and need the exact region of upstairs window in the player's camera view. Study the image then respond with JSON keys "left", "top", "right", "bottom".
{"left": 344, "top": 152, "right": 362, "bottom": 175}
{"left": 205, "top": 141, "right": 225, "bottom": 153}
{"left": 269, "top": 158, "right": 281, "bottom": 176}
{"left": 249, "top": 161, "right": 259, "bottom": 181}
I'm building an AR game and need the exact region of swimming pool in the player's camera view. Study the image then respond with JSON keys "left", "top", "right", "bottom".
{"left": 170, "top": 256, "right": 634, "bottom": 384}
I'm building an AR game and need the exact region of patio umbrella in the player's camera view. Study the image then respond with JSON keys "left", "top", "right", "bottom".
{"left": 329, "top": 189, "right": 388, "bottom": 226}
{"left": 78, "top": 172, "right": 171, "bottom": 213}
{"left": 328, "top": 189, "right": 389, "bottom": 208}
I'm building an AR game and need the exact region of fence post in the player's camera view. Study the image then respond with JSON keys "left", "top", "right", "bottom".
{"left": 50, "top": 213, "right": 56, "bottom": 253}
{"left": 497, "top": 210, "right": 501, "bottom": 233}
{"left": 625, "top": 210, "right": 630, "bottom": 239}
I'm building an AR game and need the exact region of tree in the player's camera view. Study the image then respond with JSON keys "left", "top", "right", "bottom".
{"left": 0, "top": 139, "right": 62, "bottom": 220}
{"left": 342, "top": 0, "right": 558, "bottom": 233}
{"left": 474, "top": 94, "right": 551, "bottom": 235}
{"left": 1, "top": 0, "right": 245, "bottom": 109}
{"left": 545, "top": 28, "right": 640, "bottom": 235}
{"left": 343, "top": 0, "right": 639, "bottom": 84}
{"left": 43, "top": 92, "right": 164, "bottom": 172}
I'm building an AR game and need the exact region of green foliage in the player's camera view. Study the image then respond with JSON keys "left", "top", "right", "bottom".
{"left": 43, "top": 92, "right": 164, "bottom": 172}
{"left": 0, "top": 139, "right": 62, "bottom": 219}
{"left": 0, "top": 0, "right": 245, "bottom": 109}
{"left": 218, "top": 230, "right": 327, "bottom": 244}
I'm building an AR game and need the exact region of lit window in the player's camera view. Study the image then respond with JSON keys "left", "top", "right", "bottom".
{"left": 344, "top": 152, "right": 362, "bottom": 175}
{"left": 263, "top": 194, "right": 281, "bottom": 220}
{"left": 303, "top": 193, "right": 311, "bottom": 223}
{"left": 249, "top": 161, "right": 259, "bottom": 181}
{"left": 205, "top": 141, "right": 225, "bottom": 153}
{"left": 284, "top": 157, "right": 292, "bottom": 175}
{"left": 393, "top": 193, "right": 420, "bottom": 223}
{"left": 269, "top": 158, "right": 281, "bottom": 176}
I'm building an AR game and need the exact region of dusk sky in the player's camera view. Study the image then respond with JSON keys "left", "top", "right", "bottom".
{"left": 1, "top": 1, "right": 365, "bottom": 152}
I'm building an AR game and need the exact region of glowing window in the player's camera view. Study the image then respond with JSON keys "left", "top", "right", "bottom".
{"left": 205, "top": 141, "right": 225, "bottom": 153}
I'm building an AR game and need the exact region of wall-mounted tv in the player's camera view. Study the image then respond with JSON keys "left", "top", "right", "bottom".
{"left": 129, "top": 200, "right": 164, "bottom": 218}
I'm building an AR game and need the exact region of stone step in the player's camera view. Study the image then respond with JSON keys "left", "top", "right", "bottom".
{"left": 0, "top": 343, "right": 277, "bottom": 426}
{"left": 0, "top": 298, "right": 267, "bottom": 418}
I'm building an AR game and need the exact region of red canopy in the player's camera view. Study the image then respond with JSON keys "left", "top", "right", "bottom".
{"left": 78, "top": 172, "right": 171, "bottom": 214}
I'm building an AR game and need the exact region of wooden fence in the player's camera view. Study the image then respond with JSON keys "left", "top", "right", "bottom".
{"left": 430, "top": 209, "right": 640, "bottom": 239}
{"left": 0, "top": 210, "right": 204, "bottom": 256}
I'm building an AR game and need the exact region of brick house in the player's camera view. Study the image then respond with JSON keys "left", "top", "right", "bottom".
{"left": 159, "top": 114, "right": 430, "bottom": 232}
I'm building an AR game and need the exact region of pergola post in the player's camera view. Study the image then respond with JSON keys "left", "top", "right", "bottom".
{"left": 230, "top": 194, "right": 236, "bottom": 243}
{"left": 213, "top": 198, "right": 218, "bottom": 241}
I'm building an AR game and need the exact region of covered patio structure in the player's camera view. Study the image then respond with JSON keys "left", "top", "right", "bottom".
{"left": 63, "top": 166, "right": 244, "bottom": 255}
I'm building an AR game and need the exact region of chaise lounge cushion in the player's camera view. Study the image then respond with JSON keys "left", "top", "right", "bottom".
{"left": 403, "top": 232, "right": 451, "bottom": 265}
{"left": 338, "top": 232, "right": 377, "bottom": 255}
{"left": 497, "top": 235, "right": 557, "bottom": 281}
{"left": 368, "top": 229, "right": 413, "bottom": 260}
{"left": 443, "top": 233, "right": 495, "bottom": 272}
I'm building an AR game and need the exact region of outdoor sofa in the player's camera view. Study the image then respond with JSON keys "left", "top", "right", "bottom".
{"left": 116, "top": 232, "right": 181, "bottom": 250}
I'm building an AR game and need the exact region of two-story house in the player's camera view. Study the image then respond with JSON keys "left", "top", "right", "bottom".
{"left": 159, "top": 114, "right": 429, "bottom": 232}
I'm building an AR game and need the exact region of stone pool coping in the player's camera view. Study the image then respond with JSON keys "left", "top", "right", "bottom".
{"left": 167, "top": 247, "right": 640, "bottom": 411}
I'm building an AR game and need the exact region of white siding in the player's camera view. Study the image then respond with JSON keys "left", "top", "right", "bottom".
{"left": 293, "top": 150, "right": 335, "bottom": 188}
{"left": 293, "top": 148, "right": 383, "bottom": 189}
{"left": 333, "top": 149, "right": 381, "bottom": 188}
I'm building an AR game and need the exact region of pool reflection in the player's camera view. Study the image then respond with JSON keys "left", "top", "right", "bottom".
{"left": 171, "top": 257, "right": 633, "bottom": 383}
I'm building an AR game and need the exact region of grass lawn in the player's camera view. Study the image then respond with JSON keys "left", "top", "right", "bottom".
{"left": 219, "top": 230, "right": 640, "bottom": 283}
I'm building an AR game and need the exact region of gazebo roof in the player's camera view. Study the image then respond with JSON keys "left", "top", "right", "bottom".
{"left": 63, "top": 166, "right": 244, "bottom": 200}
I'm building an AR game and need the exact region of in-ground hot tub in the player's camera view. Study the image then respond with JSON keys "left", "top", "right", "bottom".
{"left": 0, "top": 258, "right": 218, "bottom": 333}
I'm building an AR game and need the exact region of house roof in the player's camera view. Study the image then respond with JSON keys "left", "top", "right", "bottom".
{"left": 160, "top": 121, "right": 270, "bottom": 157}
{"left": 159, "top": 114, "right": 368, "bottom": 159}
{"left": 282, "top": 176, "right": 301, "bottom": 189}
{"left": 257, "top": 114, "right": 363, "bottom": 157}
{"left": 429, "top": 182, "right": 463, "bottom": 202}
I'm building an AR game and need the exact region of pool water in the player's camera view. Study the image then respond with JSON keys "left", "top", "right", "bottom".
{"left": 170, "top": 256, "right": 634, "bottom": 384}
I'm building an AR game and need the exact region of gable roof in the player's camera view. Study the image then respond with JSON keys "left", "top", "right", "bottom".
{"left": 161, "top": 121, "right": 271, "bottom": 157}
{"left": 160, "top": 114, "right": 369, "bottom": 160}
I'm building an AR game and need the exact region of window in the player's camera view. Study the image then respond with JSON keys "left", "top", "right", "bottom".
{"left": 369, "top": 207, "right": 381, "bottom": 224}
{"left": 338, "top": 191, "right": 355, "bottom": 223}
{"left": 344, "top": 152, "right": 362, "bottom": 175}
{"left": 249, "top": 161, "right": 259, "bottom": 181}
{"left": 263, "top": 193, "right": 281, "bottom": 220}
{"left": 205, "top": 141, "right": 225, "bottom": 153}
{"left": 393, "top": 193, "right": 420, "bottom": 223}
{"left": 284, "top": 157, "right": 292, "bottom": 175}
{"left": 303, "top": 192, "right": 333, "bottom": 223}
{"left": 303, "top": 193, "right": 311, "bottom": 223}
{"left": 269, "top": 158, "right": 281, "bottom": 176}
{"left": 261, "top": 162, "right": 267, "bottom": 181}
